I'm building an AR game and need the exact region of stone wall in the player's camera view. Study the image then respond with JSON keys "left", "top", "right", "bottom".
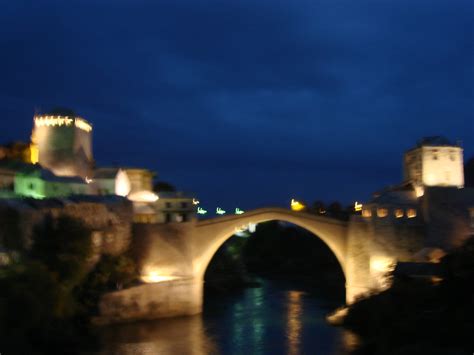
{"left": 130, "top": 222, "right": 195, "bottom": 277}
{"left": 422, "top": 187, "right": 474, "bottom": 249}
{"left": 94, "top": 277, "right": 203, "bottom": 325}
{"left": 0, "top": 196, "right": 133, "bottom": 258}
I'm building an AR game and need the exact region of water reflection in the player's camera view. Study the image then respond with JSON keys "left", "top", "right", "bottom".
{"left": 286, "top": 291, "right": 304, "bottom": 355}
{"left": 97, "top": 315, "right": 216, "bottom": 355}
{"left": 95, "top": 280, "right": 358, "bottom": 355}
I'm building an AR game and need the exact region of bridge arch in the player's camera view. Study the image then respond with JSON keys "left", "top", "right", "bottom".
{"left": 191, "top": 208, "right": 349, "bottom": 282}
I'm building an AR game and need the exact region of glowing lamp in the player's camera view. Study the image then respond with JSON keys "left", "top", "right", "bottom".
{"left": 216, "top": 207, "right": 226, "bottom": 215}
{"left": 192, "top": 198, "right": 200, "bottom": 205}
{"left": 354, "top": 202, "right": 362, "bottom": 212}
{"left": 29, "top": 144, "right": 39, "bottom": 164}
{"left": 370, "top": 256, "right": 394, "bottom": 273}
{"left": 291, "top": 199, "right": 305, "bottom": 211}
{"left": 235, "top": 208, "right": 244, "bottom": 215}
{"left": 197, "top": 207, "right": 207, "bottom": 215}
{"left": 141, "top": 271, "right": 179, "bottom": 283}
{"left": 115, "top": 169, "right": 131, "bottom": 196}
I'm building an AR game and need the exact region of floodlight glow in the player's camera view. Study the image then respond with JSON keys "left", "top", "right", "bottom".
{"left": 216, "top": 207, "right": 226, "bottom": 215}
{"left": 128, "top": 190, "right": 159, "bottom": 202}
{"left": 235, "top": 208, "right": 244, "bottom": 215}
{"left": 30, "top": 144, "right": 39, "bottom": 164}
{"left": 115, "top": 169, "right": 131, "bottom": 196}
{"left": 192, "top": 198, "right": 200, "bottom": 205}
{"left": 141, "top": 271, "right": 180, "bottom": 283}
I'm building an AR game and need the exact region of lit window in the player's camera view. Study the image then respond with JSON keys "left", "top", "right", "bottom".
{"left": 362, "top": 209, "right": 372, "bottom": 218}
{"left": 407, "top": 209, "right": 417, "bottom": 218}
{"left": 395, "top": 209, "right": 404, "bottom": 218}
{"left": 377, "top": 208, "right": 388, "bottom": 218}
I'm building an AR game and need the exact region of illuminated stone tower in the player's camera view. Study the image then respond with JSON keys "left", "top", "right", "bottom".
{"left": 30, "top": 109, "right": 93, "bottom": 178}
{"left": 404, "top": 136, "right": 464, "bottom": 197}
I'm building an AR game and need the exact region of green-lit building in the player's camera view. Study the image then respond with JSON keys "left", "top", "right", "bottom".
{"left": 14, "top": 168, "right": 91, "bottom": 199}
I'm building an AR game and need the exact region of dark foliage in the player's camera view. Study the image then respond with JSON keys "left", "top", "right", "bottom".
{"left": 465, "top": 157, "right": 474, "bottom": 188}
{"left": 153, "top": 181, "right": 176, "bottom": 192}
{"left": 79, "top": 255, "right": 138, "bottom": 314}
{"left": 344, "top": 238, "right": 474, "bottom": 354}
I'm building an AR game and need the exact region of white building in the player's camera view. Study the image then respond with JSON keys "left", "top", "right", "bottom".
{"left": 93, "top": 168, "right": 131, "bottom": 196}
{"left": 404, "top": 136, "right": 464, "bottom": 197}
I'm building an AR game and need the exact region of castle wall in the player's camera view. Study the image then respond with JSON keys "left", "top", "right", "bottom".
{"left": 0, "top": 197, "right": 133, "bottom": 257}
{"left": 422, "top": 187, "right": 474, "bottom": 249}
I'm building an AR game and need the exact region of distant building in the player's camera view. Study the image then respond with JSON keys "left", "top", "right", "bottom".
{"left": 93, "top": 167, "right": 131, "bottom": 196}
{"left": 154, "top": 192, "right": 196, "bottom": 223}
{"left": 122, "top": 168, "right": 154, "bottom": 194}
{"left": 0, "top": 160, "right": 33, "bottom": 196}
{"left": 361, "top": 136, "right": 474, "bottom": 260}
{"left": 31, "top": 109, "right": 94, "bottom": 178}
{"left": 0, "top": 141, "right": 34, "bottom": 163}
{"left": 404, "top": 136, "right": 464, "bottom": 197}
{"left": 0, "top": 109, "right": 196, "bottom": 225}
{"left": 133, "top": 192, "right": 196, "bottom": 224}
{"left": 14, "top": 167, "right": 91, "bottom": 198}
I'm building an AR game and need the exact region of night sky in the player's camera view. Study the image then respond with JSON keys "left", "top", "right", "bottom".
{"left": 0, "top": 0, "right": 473, "bottom": 210}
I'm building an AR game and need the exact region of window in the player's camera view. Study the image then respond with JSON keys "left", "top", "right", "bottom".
{"left": 407, "top": 209, "right": 417, "bottom": 218}
{"left": 377, "top": 208, "right": 388, "bottom": 218}
{"left": 166, "top": 202, "right": 172, "bottom": 208}
{"left": 395, "top": 209, "right": 404, "bottom": 218}
{"left": 433, "top": 154, "right": 438, "bottom": 160}
{"left": 181, "top": 202, "right": 188, "bottom": 208}
{"left": 362, "top": 209, "right": 372, "bottom": 218}
{"left": 29, "top": 182, "right": 35, "bottom": 190}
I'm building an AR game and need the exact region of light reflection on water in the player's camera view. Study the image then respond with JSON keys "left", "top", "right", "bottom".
{"left": 94, "top": 280, "right": 358, "bottom": 355}
{"left": 287, "top": 290, "right": 304, "bottom": 355}
{"left": 97, "top": 315, "right": 216, "bottom": 355}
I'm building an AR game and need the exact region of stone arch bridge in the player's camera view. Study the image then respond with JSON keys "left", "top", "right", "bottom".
{"left": 97, "top": 207, "right": 416, "bottom": 324}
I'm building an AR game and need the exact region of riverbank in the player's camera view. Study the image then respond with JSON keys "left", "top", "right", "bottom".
{"left": 340, "top": 238, "right": 474, "bottom": 354}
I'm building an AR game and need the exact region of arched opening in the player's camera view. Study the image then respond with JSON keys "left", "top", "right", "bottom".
{"left": 201, "top": 220, "right": 347, "bottom": 354}
{"left": 203, "top": 220, "right": 345, "bottom": 300}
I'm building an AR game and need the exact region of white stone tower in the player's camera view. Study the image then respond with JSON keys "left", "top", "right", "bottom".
{"left": 404, "top": 136, "right": 464, "bottom": 197}
{"left": 30, "top": 109, "right": 93, "bottom": 178}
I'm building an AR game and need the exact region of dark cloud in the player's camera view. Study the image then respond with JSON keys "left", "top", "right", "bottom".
{"left": 0, "top": 0, "right": 473, "bottom": 209}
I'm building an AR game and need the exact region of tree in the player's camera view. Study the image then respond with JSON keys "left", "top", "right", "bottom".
{"left": 153, "top": 181, "right": 176, "bottom": 192}
{"left": 465, "top": 157, "right": 474, "bottom": 188}
{"left": 0, "top": 207, "right": 23, "bottom": 251}
{"left": 312, "top": 200, "right": 326, "bottom": 214}
{"left": 30, "top": 215, "right": 92, "bottom": 286}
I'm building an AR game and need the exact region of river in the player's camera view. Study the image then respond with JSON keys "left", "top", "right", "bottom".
{"left": 93, "top": 278, "right": 358, "bottom": 355}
